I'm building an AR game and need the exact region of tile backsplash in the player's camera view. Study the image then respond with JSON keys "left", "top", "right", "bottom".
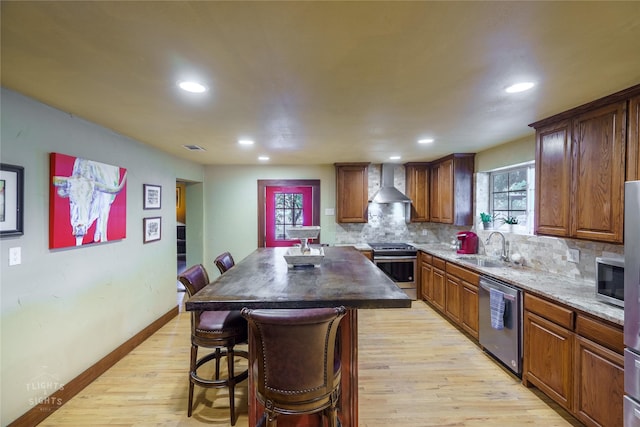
{"left": 334, "top": 163, "right": 624, "bottom": 282}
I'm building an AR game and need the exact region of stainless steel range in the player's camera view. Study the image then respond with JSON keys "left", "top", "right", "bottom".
{"left": 368, "top": 243, "right": 417, "bottom": 300}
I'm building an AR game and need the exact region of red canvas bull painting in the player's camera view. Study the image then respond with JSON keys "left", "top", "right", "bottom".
{"left": 49, "top": 153, "right": 127, "bottom": 249}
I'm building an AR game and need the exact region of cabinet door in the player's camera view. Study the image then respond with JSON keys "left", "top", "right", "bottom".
{"left": 574, "top": 336, "right": 624, "bottom": 427}
{"left": 438, "top": 159, "right": 454, "bottom": 224}
{"left": 628, "top": 95, "right": 640, "bottom": 181}
{"left": 405, "top": 163, "right": 430, "bottom": 222}
{"left": 535, "top": 120, "right": 572, "bottom": 237}
{"left": 335, "top": 163, "right": 369, "bottom": 223}
{"left": 461, "top": 282, "right": 479, "bottom": 339}
{"left": 429, "top": 165, "right": 441, "bottom": 222}
{"left": 571, "top": 102, "right": 626, "bottom": 243}
{"left": 523, "top": 311, "right": 574, "bottom": 411}
{"left": 420, "top": 261, "right": 433, "bottom": 302}
{"left": 445, "top": 274, "right": 461, "bottom": 324}
{"left": 431, "top": 266, "right": 446, "bottom": 312}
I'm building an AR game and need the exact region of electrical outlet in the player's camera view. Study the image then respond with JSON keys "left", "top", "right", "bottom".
{"left": 421, "top": 229, "right": 428, "bottom": 236}
{"left": 9, "top": 247, "right": 21, "bottom": 266}
{"left": 324, "top": 208, "right": 335, "bottom": 216}
{"left": 567, "top": 248, "right": 580, "bottom": 264}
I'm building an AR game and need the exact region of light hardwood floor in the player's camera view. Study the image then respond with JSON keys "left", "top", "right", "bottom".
{"left": 39, "top": 299, "right": 581, "bottom": 426}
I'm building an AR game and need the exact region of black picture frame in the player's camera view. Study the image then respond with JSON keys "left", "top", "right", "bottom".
{"left": 143, "top": 184, "right": 161, "bottom": 209}
{"left": 143, "top": 216, "right": 161, "bottom": 243}
{"left": 0, "top": 163, "right": 24, "bottom": 237}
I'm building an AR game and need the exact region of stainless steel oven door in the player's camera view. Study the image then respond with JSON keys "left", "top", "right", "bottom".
{"left": 373, "top": 256, "right": 416, "bottom": 288}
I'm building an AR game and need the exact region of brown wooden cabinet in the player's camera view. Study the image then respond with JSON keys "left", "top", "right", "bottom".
{"left": 628, "top": 95, "right": 640, "bottom": 181}
{"left": 524, "top": 309, "right": 574, "bottom": 411}
{"left": 531, "top": 84, "right": 640, "bottom": 243}
{"left": 445, "top": 273, "right": 462, "bottom": 324}
{"left": 405, "top": 163, "right": 430, "bottom": 222}
{"left": 335, "top": 163, "right": 369, "bottom": 223}
{"left": 574, "top": 335, "right": 624, "bottom": 427}
{"left": 523, "top": 293, "right": 624, "bottom": 426}
{"left": 429, "top": 154, "right": 475, "bottom": 226}
{"left": 571, "top": 102, "right": 626, "bottom": 243}
{"left": 446, "top": 262, "right": 479, "bottom": 339}
{"left": 420, "top": 252, "right": 433, "bottom": 301}
{"left": 430, "top": 257, "right": 446, "bottom": 312}
{"left": 533, "top": 103, "right": 625, "bottom": 243}
{"left": 422, "top": 254, "right": 480, "bottom": 339}
{"left": 534, "top": 120, "right": 572, "bottom": 238}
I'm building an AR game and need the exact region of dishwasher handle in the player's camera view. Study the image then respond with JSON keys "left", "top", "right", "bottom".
{"left": 479, "top": 282, "right": 517, "bottom": 301}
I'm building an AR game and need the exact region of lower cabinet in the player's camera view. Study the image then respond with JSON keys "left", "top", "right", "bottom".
{"left": 523, "top": 293, "right": 623, "bottom": 427}
{"left": 420, "top": 253, "right": 433, "bottom": 301}
{"left": 461, "top": 282, "right": 479, "bottom": 339}
{"left": 430, "top": 257, "right": 447, "bottom": 313}
{"left": 524, "top": 310, "right": 574, "bottom": 410}
{"left": 445, "top": 274, "right": 462, "bottom": 324}
{"left": 419, "top": 253, "right": 479, "bottom": 340}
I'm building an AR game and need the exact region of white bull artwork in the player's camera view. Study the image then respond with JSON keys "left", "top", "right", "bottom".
{"left": 53, "top": 157, "right": 127, "bottom": 246}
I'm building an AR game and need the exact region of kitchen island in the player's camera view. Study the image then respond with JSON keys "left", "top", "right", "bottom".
{"left": 186, "top": 246, "right": 411, "bottom": 427}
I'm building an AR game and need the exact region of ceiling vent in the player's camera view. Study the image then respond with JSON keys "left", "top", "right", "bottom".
{"left": 369, "top": 164, "right": 412, "bottom": 204}
{"left": 182, "top": 144, "right": 206, "bottom": 151}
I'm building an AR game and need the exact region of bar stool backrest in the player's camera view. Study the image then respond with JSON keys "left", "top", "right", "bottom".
{"left": 178, "top": 264, "right": 210, "bottom": 297}
{"left": 241, "top": 306, "right": 346, "bottom": 417}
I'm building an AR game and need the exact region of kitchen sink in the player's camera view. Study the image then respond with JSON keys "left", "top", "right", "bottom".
{"left": 455, "top": 256, "right": 506, "bottom": 268}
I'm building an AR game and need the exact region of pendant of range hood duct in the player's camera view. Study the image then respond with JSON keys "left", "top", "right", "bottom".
{"left": 369, "top": 164, "right": 412, "bottom": 204}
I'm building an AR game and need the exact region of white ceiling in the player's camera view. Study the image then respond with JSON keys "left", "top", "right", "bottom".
{"left": 2, "top": 1, "right": 640, "bottom": 165}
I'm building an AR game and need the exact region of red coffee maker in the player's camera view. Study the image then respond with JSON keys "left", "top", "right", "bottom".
{"left": 456, "top": 231, "right": 478, "bottom": 254}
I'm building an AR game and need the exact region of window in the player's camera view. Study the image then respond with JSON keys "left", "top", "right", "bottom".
{"left": 489, "top": 163, "right": 535, "bottom": 233}
{"left": 274, "top": 192, "right": 304, "bottom": 239}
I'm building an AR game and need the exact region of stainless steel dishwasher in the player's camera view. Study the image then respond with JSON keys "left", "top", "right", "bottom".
{"left": 478, "top": 275, "right": 523, "bottom": 376}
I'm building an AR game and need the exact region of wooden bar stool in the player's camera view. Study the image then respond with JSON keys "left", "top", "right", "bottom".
{"left": 178, "top": 264, "right": 248, "bottom": 425}
{"left": 241, "top": 306, "right": 347, "bottom": 427}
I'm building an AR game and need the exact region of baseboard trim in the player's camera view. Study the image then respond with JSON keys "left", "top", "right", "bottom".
{"left": 8, "top": 306, "right": 179, "bottom": 427}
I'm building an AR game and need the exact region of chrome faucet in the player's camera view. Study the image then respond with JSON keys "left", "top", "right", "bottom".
{"left": 486, "top": 232, "right": 509, "bottom": 262}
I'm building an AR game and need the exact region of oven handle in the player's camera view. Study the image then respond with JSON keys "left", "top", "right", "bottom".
{"left": 373, "top": 256, "right": 417, "bottom": 262}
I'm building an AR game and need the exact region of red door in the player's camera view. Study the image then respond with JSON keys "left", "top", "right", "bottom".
{"left": 265, "top": 186, "right": 313, "bottom": 247}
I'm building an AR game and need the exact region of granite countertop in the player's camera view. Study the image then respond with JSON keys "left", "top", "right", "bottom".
{"left": 411, "top": 243, "right": 623, "bottom": 326}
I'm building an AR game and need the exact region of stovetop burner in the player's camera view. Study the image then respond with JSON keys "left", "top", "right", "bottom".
{"left": 367, "top": 242, "right": 417, "bottom": 257}
{"left": 368, "top": 242, "right": 416, "bottom": 250}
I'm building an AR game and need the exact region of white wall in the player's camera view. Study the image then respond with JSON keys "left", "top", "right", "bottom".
{"left": 203, "top": 165, "right": 336, "bottom": 276}
{"left": 0, "top": 89, "right": 205, "bottom": 424}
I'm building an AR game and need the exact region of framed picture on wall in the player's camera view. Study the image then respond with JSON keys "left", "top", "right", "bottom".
{"left": 143, "top": 184, "right": 161, "bottom": 209}
{"left": 50, "top": 153, "right": 127, "bottom": 248}
{"left": 143, "top": 217, "right": 161, "bottom": 243}
{"left": 0, "top": 163, "right": 24, "bottom": 237}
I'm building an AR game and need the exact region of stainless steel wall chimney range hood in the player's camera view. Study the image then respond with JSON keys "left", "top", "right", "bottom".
{"left": 369, "top": 164, "right": 412, "bottom": 204}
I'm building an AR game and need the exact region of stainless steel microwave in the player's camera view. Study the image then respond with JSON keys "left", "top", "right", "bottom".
{"left": 595, "top": 256, "right": 624, "bottom": 307}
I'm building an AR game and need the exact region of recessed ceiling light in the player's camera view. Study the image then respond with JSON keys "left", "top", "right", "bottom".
{"left": 258, "top": 156, "right": 270, "bottom": 161}
{"left": 418, "top": 138, "right": 434, "bottom": 144}
{"left": 389, "top": 156, "right": 401, "bottom": 160}
{"left": 178, "top": 81, "right": 208, "bottom": 93}
{"left": 238, "top": 139, "right": 254, "bottom": 145}
{"left": 505, "top": 82, "right": 535, "bottom": 93}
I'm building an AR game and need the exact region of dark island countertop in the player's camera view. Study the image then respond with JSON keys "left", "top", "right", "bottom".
{"left": 185, "top": 246, "right": 411, "bottom": 312}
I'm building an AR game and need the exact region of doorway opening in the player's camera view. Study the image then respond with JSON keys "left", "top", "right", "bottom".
{"left": 176, "top": 181, "right": 187, "bottom": 290}
{"left": 258, "top": 180, "right": 320, "bottom": 248}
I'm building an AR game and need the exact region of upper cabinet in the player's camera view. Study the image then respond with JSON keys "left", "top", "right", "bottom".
{"left": 429, "top": 154, "right": 475, "bottom": 226}
{"left": 335, "top": 163, "right": 369, "bottom": 223}
{"left": 628, "top": 95, "right": 640, "bottom": 182}
{"left": 571, "top": 103, "right": 625, "bottom": 242}
{"left": 531, "top": 84, "right": 640, "bottom": 244}
{"left": 405, "top": 163, "right": 430, "bottom": 222}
